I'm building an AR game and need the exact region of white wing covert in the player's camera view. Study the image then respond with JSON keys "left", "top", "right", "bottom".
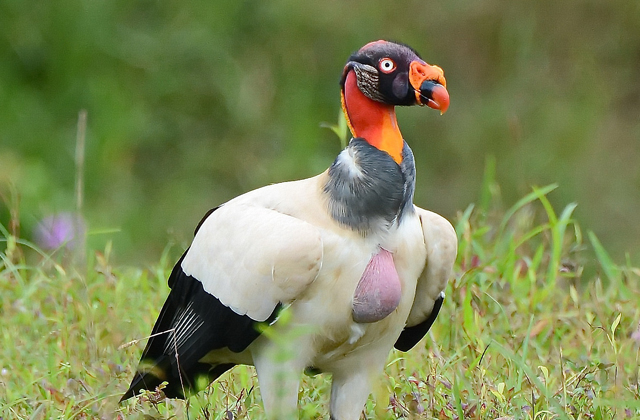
{"left": 181, "top": 203, "right": 324, "bottom": 322}
{"left": 406, "top": 207, "right": 457, "bottom": 327}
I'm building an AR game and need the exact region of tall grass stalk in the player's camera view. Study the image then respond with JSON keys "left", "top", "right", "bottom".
{"left": 74, "top": 109, "right": 88, "bottom": 267}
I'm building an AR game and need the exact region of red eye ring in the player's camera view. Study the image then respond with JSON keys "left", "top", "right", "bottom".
{"left": 379, "top": 58, "right": 396, "bottom": 74}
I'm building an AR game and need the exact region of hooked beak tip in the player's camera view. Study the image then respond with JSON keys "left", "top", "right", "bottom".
{"left": 420, "top": 81, "right": 450, "bottom": 114}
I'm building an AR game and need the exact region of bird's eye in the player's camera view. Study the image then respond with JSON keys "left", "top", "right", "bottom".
{"left": 379, "top": 58, "right": 396, "bottom": 74}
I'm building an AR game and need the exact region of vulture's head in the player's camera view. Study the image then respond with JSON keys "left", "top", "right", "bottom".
{"left": 340, "top": 40, "right": 449, "bottom": 113}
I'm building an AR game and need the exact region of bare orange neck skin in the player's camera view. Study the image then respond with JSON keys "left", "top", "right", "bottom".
{"left": 341, "top": 71, "right": 404, "bottom": 164}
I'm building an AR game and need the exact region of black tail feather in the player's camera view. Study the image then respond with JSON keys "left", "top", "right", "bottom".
{"left": 120, "top": 359, "right": 235, "bottom": 401}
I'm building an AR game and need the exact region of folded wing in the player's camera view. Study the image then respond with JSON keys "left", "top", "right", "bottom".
{"left": 395, "top": 207, "right": 457, "bottom": 351}
{"left": 122, "top": 203, "right": 323, "bottom": 399}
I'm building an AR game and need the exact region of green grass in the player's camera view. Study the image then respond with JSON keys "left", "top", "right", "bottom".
{"left": 1, "top": 184, "right": 639, "bottom": 419}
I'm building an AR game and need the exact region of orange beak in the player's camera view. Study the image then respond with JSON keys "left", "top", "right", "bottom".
{"left": 409, "top": 61, "right": 450, "bottom": 114}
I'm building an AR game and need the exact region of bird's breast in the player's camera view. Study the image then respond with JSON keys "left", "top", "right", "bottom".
{"left": 286, "top": 214, "right": 427, "bottom": 367}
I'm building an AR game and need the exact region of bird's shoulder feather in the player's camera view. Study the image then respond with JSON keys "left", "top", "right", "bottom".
{"left": 182, "top": 180, "right": 326, "bottom": 322}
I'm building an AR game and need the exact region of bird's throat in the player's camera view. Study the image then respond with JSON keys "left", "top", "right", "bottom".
{"left": 341, "top": 71, "right": 404, "bottom": 164}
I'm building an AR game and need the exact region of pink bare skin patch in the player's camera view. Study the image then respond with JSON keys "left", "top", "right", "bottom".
{"left": 352, "top": 248, "right": 402, "bottom": 323}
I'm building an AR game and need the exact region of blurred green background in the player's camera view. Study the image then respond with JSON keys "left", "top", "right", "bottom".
{"left": 1, "top": 0, "right": 639, "bottom": 264}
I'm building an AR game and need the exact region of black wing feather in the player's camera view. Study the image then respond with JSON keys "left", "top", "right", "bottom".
{"left": 394, "top": 293, "right": 444, "bottom": 352}
{"left": 122, "top": 209, "right": 279, "bottom": 401}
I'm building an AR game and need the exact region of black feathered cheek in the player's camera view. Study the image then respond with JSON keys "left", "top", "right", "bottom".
{"left": 391, "top": 72, "right": 410, "bottom": 101}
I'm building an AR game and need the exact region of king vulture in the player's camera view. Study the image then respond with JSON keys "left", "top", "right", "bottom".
{"left": 122, "top": 40, "right": 457, "bottom": 420}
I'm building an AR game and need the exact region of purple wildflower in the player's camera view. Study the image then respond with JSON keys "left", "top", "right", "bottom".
{"left": 632, "top": 319, "right": 640, "bottom": 346}
{"left": 34, "top": 213, "right": 86, "bottom": 251}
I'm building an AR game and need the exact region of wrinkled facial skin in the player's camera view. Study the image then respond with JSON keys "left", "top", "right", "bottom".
{"left": 341, "top": 42, "right": 424, "bottom": 106}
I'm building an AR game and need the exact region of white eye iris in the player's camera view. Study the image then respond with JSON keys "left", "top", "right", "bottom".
{"left": 379, "top": 58, "right": 396, "bottom": 73}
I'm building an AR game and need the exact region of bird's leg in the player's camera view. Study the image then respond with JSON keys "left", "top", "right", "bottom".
{"left": 329, "top": 369, "right": 376, "bottom": 420}
{"left": 253, "top": 350, "right": 303, "bottom": 420}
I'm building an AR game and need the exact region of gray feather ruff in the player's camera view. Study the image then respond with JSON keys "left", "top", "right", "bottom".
{"left": 324, "top": 139, "right": 416, "bottom": 233}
